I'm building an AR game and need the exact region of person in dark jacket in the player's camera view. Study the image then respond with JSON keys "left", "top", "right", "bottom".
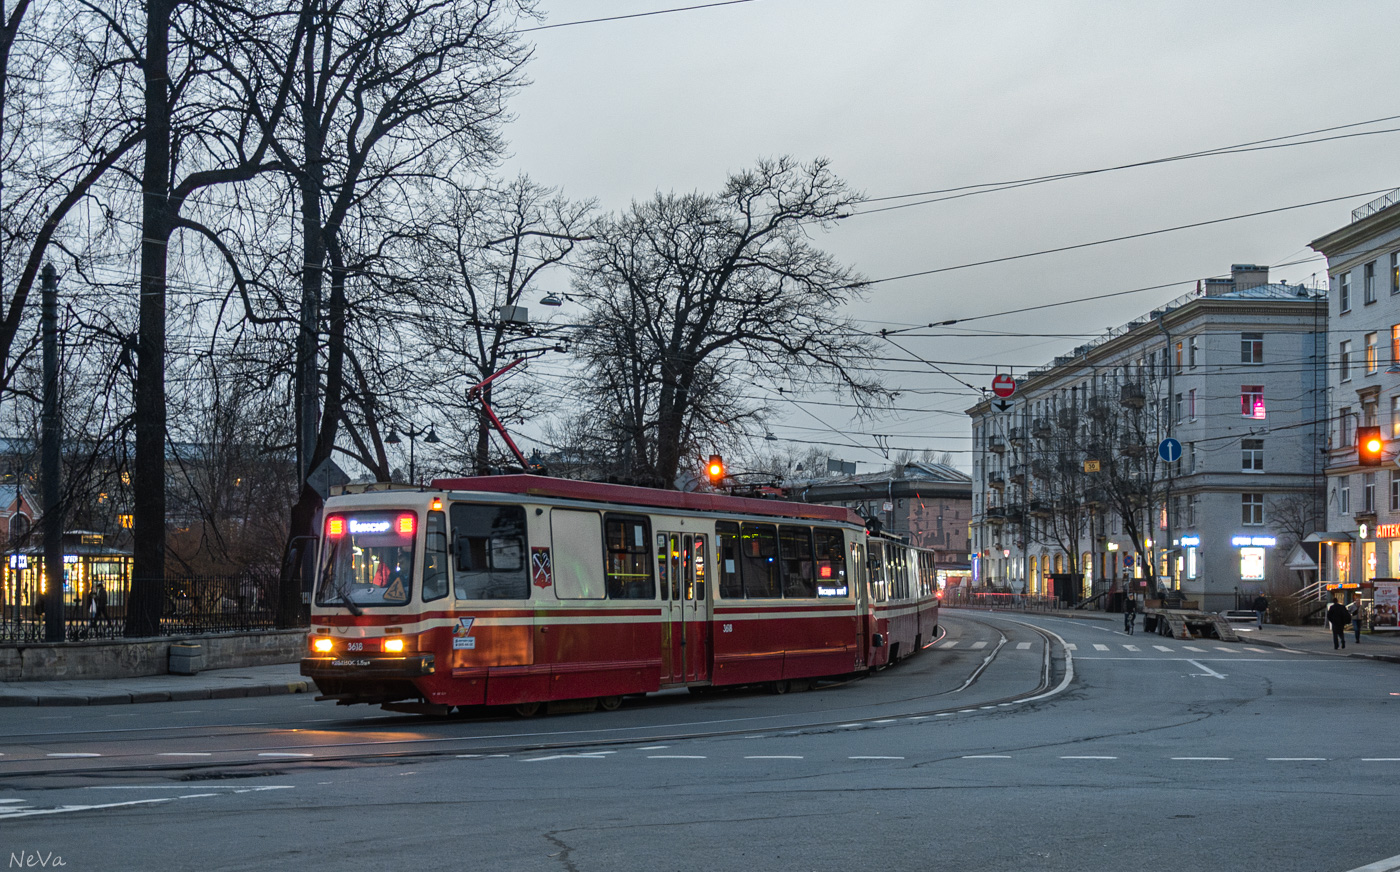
{"left": 1352, "top": 601, "right": 1363, "bottom": 643}
{"left": 1327, "top": 598, "right": 1351, "bottom": 650}
{"left": 1124, "top": 595, "right": 1136, "bottom": 635}
{"left": 1252, "top": 594, "right": 1269, "bottom": 629}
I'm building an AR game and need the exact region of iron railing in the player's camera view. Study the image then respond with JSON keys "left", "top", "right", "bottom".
{"left": 0, "top": 573, "right": 292, "bottom": 643}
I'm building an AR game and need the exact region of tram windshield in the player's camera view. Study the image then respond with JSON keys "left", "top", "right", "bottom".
{"left": 316, "top": 511, "right": 417, "bottom": 609}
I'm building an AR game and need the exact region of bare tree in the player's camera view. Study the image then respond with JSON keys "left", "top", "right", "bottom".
{"left": 572, "top": 157, "right": 888, "bottom": 488}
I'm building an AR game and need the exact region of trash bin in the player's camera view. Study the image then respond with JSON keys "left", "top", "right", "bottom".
{"left": 169, "top": 643, "right": 203, "bottom": 675}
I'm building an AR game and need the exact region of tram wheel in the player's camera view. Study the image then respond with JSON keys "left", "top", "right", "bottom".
{"left": 770, "top": 680, "right": 790, "bottom": 694}
{"left": 513, "top": 701, "right": 542, "bottom": 718}
{"left": 597, "top": 695, "right": 623, "bottom": 712}
{"left": 788, "top": 678, "right": 812, "bottom": 693}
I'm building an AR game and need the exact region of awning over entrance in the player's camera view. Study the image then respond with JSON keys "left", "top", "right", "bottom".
{"left": 1284, "top": 543, "right": 1318, "bottom": 572}
{"left": 1303, "top": 531, "right": 1355, "bottom": 544}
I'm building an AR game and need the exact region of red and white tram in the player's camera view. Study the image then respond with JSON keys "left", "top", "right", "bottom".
{"left": 300, "top": 475, "right": 940, "bottom": 714}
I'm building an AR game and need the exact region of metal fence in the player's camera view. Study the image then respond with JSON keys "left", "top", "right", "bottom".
{"left": 0, "top": 573, "right": 291, "bottom": 643}
{"left": 942, "top": 590, "right": 1062, "bottom": 611}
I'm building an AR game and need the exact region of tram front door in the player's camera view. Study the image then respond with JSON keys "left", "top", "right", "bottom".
{"left": 658, "top": 532, "right": 711, "bottom": 685}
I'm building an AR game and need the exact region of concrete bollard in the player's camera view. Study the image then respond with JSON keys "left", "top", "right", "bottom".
{"left": 168, "top": 643, "right": 204, "bottom": 675}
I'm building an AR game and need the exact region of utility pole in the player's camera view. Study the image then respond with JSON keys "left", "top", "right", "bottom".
{"left": 41, "top": 264, "right": 63, "bottom": 642}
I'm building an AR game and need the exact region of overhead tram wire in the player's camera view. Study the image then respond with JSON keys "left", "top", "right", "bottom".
{"left": 852, "top": 118, "right": 1400, "bottom": 217}
{"left": 513, "top": 0, "right": 758, "bottom": 33}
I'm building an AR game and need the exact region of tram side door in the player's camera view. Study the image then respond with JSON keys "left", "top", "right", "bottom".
{"left": 658, "top": 532, "right": 711, "bottom": 684}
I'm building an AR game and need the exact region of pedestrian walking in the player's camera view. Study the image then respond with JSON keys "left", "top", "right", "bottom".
{"left": 94, "top": 582, "right": 109, "bottom": 625}
{"left": 1252, "top": 594, "right": 1269, "bottom": 630}
{"left": 1124, "top": 595, "right": 1136, "bottom": 635}
{"left": 1353, "top": 601, "right": 1363, "bottom": 643}
{"left": 1327, "top": 598, "right": 1351, "bottom": 650}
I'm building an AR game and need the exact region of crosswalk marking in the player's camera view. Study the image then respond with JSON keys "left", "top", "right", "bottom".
{"left": 1016, "top": 642, "right": 1032, "bottom": 650}
{"left": 970, "top": 641, "right": 988, "bottom": 649}
{"left": 1123, "top": 645, "right": 1140, "bottom": 652}
{"left": 1245, "top": 647, "right": 1269, "bottom": 653}
{"left": 1064, "top": 643, "right": 1077, "bottom": 651}
{"left": 942, "top": 640, "right": 960, "bottom": 648}
{"left": 1183, "top": 646, "right": 1205, "bottom": 652}
{"left": 1213, "top": 647, "right": 1238, "bottom": 653}
{"left": 1093, "top": 644, "right": 1109, "bottom": 651}
{"left": 1153, "top": 645, "right": 1173, "bottom": 652}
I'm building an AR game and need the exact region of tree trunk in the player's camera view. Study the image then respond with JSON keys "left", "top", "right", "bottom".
{"left": 127, "top": 0, "right": 173, "bottom": 637}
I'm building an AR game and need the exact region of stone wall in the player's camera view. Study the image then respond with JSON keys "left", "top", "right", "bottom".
{"left": 0, "top": 629, "right": 306, "bottom": 681}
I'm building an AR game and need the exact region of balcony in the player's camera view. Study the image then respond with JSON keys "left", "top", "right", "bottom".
{"left": 987, "top": 472, "right": 1006, "bottom": 489}
{"left": 1009, "top": 465, "right": 1027, "bottom": 484}
{"left": 1120, "top": 383, "right": 1145, "bottom": 408}
{"left": 1029, "top": 499, "right": 1052, "bottom": 517}
{"left": 1031, "top": 460, "right": 1052, "bottom": 480}
{"left": 985, "top": 507, "right": 1006, "bottom": 523}
{"left": 1056, "top": 408, "right": 1075, "bottom": 427}
{"left": 1007, "top": 427, "right": 1026, "bottom": 446}
{"left": 988, "top": 435, "right": 1006, "bottom": 454}
{"left": 1088, "top": 397, "right": 1113, "bottom": 418}
{"left": 1032, "top": 417, "right": 1053, "bottom": 439}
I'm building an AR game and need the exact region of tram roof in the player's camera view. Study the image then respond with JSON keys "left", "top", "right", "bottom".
{"left": 430, "top": 475, "right": 865, "bottom": 526}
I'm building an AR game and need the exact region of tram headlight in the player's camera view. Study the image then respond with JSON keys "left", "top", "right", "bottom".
{"left": 383, "top": 637, "right": 405, "bottom": 654}
{"left": 313, "top": 637, "right": 334, "bottom": 653}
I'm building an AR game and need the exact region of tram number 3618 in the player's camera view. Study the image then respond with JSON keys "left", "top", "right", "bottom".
{"left": 722, "top": 624, "right": 733, "bottom": 633}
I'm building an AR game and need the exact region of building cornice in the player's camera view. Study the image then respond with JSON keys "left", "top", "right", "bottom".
{"left": 1310, "top": 201, "right": 1400, "bottom": 259}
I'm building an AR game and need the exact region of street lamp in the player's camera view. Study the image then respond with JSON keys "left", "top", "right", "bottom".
{"left": 385, "top": 423, "right": 440, "bottom": 485}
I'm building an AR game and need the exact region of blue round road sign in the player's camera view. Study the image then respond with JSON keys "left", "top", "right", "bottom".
{"left": 1158, "top": 437, "right": 1182, "bottom": 463}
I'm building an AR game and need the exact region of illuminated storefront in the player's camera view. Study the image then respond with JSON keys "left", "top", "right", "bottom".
{"left": 3, "top": 531, "right": 132, "bottom": 618}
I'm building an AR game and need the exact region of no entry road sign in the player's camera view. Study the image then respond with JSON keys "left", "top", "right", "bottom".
{"left": 991, "top": 374, "right": 1016, "bottom": 399}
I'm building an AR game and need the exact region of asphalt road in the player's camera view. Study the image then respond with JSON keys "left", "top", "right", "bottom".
{"left": 0, "top": 611, "right": 1397, "bottom": 872}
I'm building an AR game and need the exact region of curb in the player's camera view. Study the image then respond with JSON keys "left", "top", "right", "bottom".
{"left": 0, "top": 680, "right": 310, "bottom": 708}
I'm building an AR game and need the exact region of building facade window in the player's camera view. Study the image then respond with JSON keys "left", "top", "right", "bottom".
{"left": 1242, "top": 438, "right": 1264, "bottom": 472}
{"left": 1340, "top": 407, "right": 1353, "bottom": 447}
{"left": 1341, "top": 272, "right": 1352, "bottom": 312}
{"left": 1174, "top": 393, "right": 1183, "bottom": 423}
{"left": 1189, "top": 336, "right": 1199, "bottom": 368}
{"left": 1365, "top": 473, "right": 1377, "bottom": 513}
{"left": 1241, "top": 332, "right": 1263, "bottom": 364}
{"left": 1242, "top": 493, "right": 1264, "bottom": 526}
{"left": 1188, "top": 388, "right": 1197, "bottom": 420}
{"left": 1391, "top": 470, "right": 1400, "bottom": 512}
{"left": 1340, "top": 340, "right": 1352, "bottom": 381}
{"left": 1392, "top": 252, "right": 1399, "bottom": 295}
{"left": 1366, "top": 261, "right": 1377, "bottom": 304}
{"left": 1367, "top": 332, "right": 1379, "bottom": 373}
{"left": 1341, "top": 482, "right": 1351, "bottom": 515}
{"left": 1392, "top": 396, "right": 1400, "bottom": 439}
{"left": 1241, "top": 385, "right": 1265, "bottom": 419}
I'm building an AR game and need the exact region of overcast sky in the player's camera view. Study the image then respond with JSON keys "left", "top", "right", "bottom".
{"left": 499, "top": 0, "right": 1400, "bottom": 473}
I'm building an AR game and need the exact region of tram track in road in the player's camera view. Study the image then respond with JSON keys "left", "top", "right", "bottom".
{"left": 0, "top": 615, "right": 1073, "bottom": 783}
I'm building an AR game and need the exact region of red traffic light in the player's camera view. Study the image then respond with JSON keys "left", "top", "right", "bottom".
{"left": 1358, "top": 426, "right": 1384, "bottom": 466}
{"left": 706, "top": 454, "right": 725, "bottom": 485}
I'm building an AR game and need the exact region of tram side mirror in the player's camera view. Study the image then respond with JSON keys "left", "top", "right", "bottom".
{"left": 872, "top": 633, "right": 885, "bottom": 648}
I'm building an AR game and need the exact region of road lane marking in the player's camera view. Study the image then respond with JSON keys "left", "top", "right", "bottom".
{"left": 1123, "top": 645, "right": 1140, "bottom": 651}
{"left": 1186, "top": 659, "right": 1226, "bottom": 679}
{"left": 1064, "top": 643, "right": 1077, "bottom": 650}
{"left": 1061, "top": 756, "right": 1117, "bottom": 760}
{"left": 1268, "top": 757, "right": 1327, "bottom": 761}
{"left": 1171, "top": 757, "right": 1232, "bottom": 760}
{"left": 850, "top": 756, "right": 904, "bottom": 760}
{"left": 970, "top": 641, "right": 988, "bottom": 649}
{"left": 647, "top": 755, "right": 706, "bottom": 759}
{"left": 1361, "top": 758, "right": 1400, "bottom": 761}
{"left": 0, "top": 799, "right": 171, "bottom": 819}
{"left": 1213, "top": 647, "right": 1239, "bottom": 653}
{"left": 47, "top": 753, "right": 100, "bottom": 758}
{"left": 1245, "top": 647, "right": 1270, "bottom": 653}
{"left": 1093, "top": 644, "right": 1109, "bottom": 651}
{"left": 524, "top": 755, "right": 609, "bottom": 762}
{"left": 1344, "top": 851, "right": 1400, "bottom": 872}
{"left": 1016, "top": 642, "right": 1032, "bottom": 650}
{"left": 157, "top": 753, "right": 212, "bottom": 757}
{"left": 638, "top": 746, "right": 668, "bottom": 750}
{"left": 941, "top": 640, "right": 960, "bottom": 648}
{"left": 961, "top": 755, "right": 1012, "bottom": 759}
{"left": 1153, "top": 645, "right": 1174, "bottom": 652}
{"left": 257, "top": 753, "right": 313, "bottom": 758}
{"left": 746, "top": 756, "right": 803, "bottom": 759}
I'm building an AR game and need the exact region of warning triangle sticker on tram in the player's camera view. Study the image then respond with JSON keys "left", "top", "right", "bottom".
{"left": 384, "top": 578, "right": 407, "bottom": 602}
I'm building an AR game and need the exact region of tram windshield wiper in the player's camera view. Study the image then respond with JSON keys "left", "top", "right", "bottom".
{"left": 320, "top": 541, "right": 362, "bottom": 617}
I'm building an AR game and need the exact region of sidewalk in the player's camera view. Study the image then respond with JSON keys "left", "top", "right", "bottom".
{"left": 0, "top": 662, "right": 310, "bottom": 707}
{"left": 1235, "top": 622, "right": 1400, "bottom": 664}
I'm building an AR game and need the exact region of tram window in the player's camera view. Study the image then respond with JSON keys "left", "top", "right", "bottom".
{"left": 552, "top": 510, "right": 606, "bottom": 600}
{"left": 779, "top": 525, "right": 816, "bottom": 598}
{"left": 813, "top": 528, "right": 847, "bottom": 596}
{"left": 604, "top": 515, "right": 654, "bottom": 599}
{"left": 450, "top": 503, "right": 529, "bottom": 600}
{"left": 716, "top": 522, "right": 744, "bottom": 598}
{"left": 891, "top": 546, "right": 908, "bottom": 600}
{"left": 868, "top": 542, "right": 887, "bottom": 603}
{"left": 739, "top": 523, "right": 781, "bottom": 598}
{"left": 422, "top": 511, "right": 449, "bottom": 602}
{"left": 316, "top": 510, "right": 416, "bottom": 608}
{"left": 693, "top": 535, "right": 707, "bottom": 600}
